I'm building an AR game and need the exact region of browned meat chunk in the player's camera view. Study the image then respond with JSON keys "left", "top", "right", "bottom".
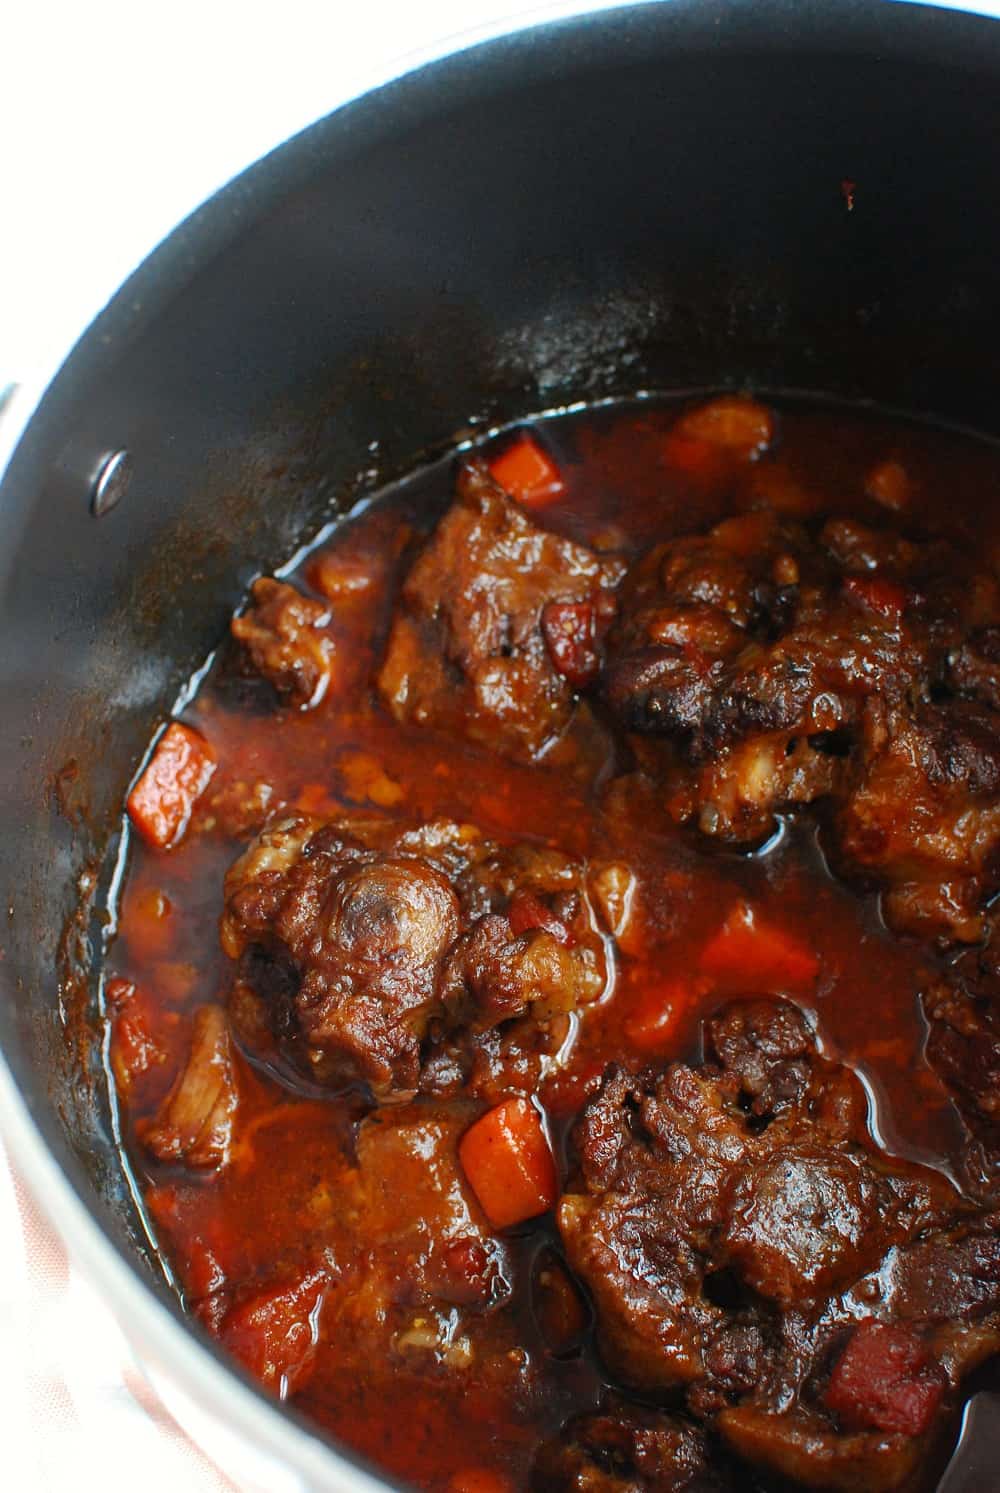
{"left": 377, "top": 460, "right": 624, "bottom": 761}
{"left": 706, "top": 998, "right": 813, "bottom": 1116}
{"left": 533, "top": 1398, "right": 732, "bottom": 1492}
{"left": 606, "top": 512, "right": 917, "bottom": 744}
{"left": 137, "top": 1005, "right": 240, "bottom": 1169}
{"left": 220, "top": 813, "right": 608, "bottom": 1098}
{"left": 716, "top": 1404, "right": 922, "bottom": 1493}
{"left": 606, "top": 508, "right": 1000, "bottom": 844}
{"left": 604, "top": 512, "right": 923, "bottom": 842}
{"left": 837, "top": 700, "right": 1000, "bottom": 942}
{"left": 231, "top": 577, "right": 333, "bottom": 709}
{"left": 605, "top": 491, "right": 1000, "bottom": 939}
{"left": 661, "top": 729, "right": 844, "bottom": 845}
{"left": 557, "top": 999, "right": 1000, "bottom": 1490}
{"left": 320, "top": 1100, "right": 556, "bottom": 1419}
{"left": 922, "top": 934, "right": 1000, "bottom": 1158}
{"left": 949, "top": 624, "right": 1000, "bottom": 710}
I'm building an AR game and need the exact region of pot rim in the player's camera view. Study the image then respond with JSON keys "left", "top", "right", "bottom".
{"left": 4, "top": 2, "right": 1000, "bottom": 1489}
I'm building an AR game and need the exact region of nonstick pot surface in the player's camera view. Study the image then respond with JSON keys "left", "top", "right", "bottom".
{"left": 3, "top": 2, "right": 1000, "bottom": 1488}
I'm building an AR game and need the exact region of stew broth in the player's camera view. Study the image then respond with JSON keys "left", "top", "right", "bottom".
{"left": 106, "top": 398, "right": 1000, "bottom": 1492}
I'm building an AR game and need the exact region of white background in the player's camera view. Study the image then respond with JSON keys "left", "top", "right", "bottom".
{"left": 2, "top": 0, "right": 1000, "bottom": 1487}
{"left": 2, "top": 0, "right": 995, "bottom": 390}
{"left": 1, "top": 0, "right": 619, "bottom": 394}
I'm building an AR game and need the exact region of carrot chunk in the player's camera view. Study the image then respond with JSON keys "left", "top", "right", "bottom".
{"left": 459, "top": 1098, "right": 557, "bottom": 1228}
{"left": 699, "top": 901, "right": 818, "bottom": 989}
{"left": 825, "top": 1321, "right": 945, "bottom": 1436}
{"left": 127, "top": 722, "right": 216, "bottom": 849}
{"left": 674, "top": 396, "right": 774, "bottom": 459}
{"left": 488, "top": 433, "right": 565, "bottom": 508}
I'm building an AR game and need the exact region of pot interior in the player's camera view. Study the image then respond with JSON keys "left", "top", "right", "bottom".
{"left": 2, "top": 0, "right": 1000, "bottom": 1479}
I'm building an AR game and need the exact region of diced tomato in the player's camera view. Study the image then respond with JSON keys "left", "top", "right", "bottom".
{"left": 843, "top": 573, "right": 907, "bottom": 626}
{"left": 541, "top": 601, "right": 600, "bottom": 688}
{"left": 674, "top": 396, "right": 774, "bottom": 460}
{"left": 459, "top": 1098, "right": 558, "bottom": 1229}
{"left": 542, "top": 589, "right": 617, "bottom": 689}
{"left": 624, "top": 976, "right": 709, "bottom": 1051}
{"left": 123, "top": 884, "right": 175, "bottom": 961}
{"left": 440, "top": 1236, "right": 498, "bottom": 1307}
{"left": 219, "top": 1267, "right": 328, "bottom": 1399}
{"left": 508, "top": 889, "right": 570, "bottom": 944}
{"left": 825, "top": 1321, "right": 945, "bottom": 1436}
{"left": 146, "top": 1184, "right": 238, "bottom": 1326}
{"left": 699, "top": 902, "right": 818, "bottom": 989}
{"left": 488, "top": 433, "right": 565, "bottom": 508}
{"left": 127, "top": 722, "right": 216, "bottom": 850}
{"left": 107, "top": 976, "right": 168, "bottom": 1093}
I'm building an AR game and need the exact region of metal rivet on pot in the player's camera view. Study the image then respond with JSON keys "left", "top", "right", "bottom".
{"left": 91, "top": 448, "right": 132, "bottom": 517}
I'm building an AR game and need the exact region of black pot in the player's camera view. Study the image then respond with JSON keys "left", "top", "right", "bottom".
{"left": 3, "top": 2, "right": 1000, "bottom": 1487}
